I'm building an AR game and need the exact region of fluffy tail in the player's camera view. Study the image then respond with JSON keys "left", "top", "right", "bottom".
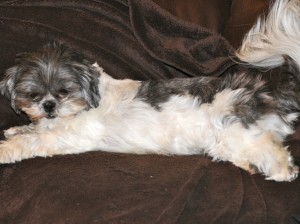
{"left": 236, "top": 0, "right": 300, "bottom": 68}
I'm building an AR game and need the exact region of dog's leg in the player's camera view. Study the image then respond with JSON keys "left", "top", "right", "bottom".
{"left": 0, "top": 122, "right": 106, "bottom": 163}
{"left": 248, "top": 133, "right": 299, "bottom": 182}
{"left": 217, "top": 125, "right": 299, "bottom": 182}
{"left": 0, "top": 134, "right": 52, "bottom": 163}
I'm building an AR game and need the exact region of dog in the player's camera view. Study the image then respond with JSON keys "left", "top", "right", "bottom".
{"left": 0, "top": 0, "right": 299, "bottom": 182}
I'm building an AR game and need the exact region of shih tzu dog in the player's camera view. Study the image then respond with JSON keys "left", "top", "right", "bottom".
{"left": 0, "top": 0, "right": 300, "bottom": 182}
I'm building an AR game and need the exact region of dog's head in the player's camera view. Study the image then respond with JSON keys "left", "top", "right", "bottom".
{"left": 0, "top": 42, "right": 100, "bottom": 121}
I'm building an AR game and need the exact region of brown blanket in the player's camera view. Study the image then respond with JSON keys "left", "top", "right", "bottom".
{"left": 0, "top": 0, "right": 299, "bottom": 224}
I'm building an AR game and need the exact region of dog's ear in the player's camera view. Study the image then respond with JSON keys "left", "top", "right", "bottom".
{"left": 56, "top": 42, "right": 101, "bottom": 108}
{"left": 77, "top": 65, "right": 101, "bottom": 108}
{"left": 0, "top": 66, "right": 21, "bottom": 114}
{"left": 0, "top": 66, "right": 17, "bottom": 99}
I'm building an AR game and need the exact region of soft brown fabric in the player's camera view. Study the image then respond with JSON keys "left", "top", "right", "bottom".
{"left": 129, "top": 0, "right": 234, "bottom": 77}
{"left": 224, "top": 0, "right": 270, "bottom": 49}
{"left": 152, "top": 0, "right": 232, "bottom": 34}
{"left": 0, "top": 0, "right": 300, "bottom": 224}
{"left": 0, "top": 153, "right": 210, "bottom": 223}
{"left": 152, "top": 0, "right": 270, "bottom": 48}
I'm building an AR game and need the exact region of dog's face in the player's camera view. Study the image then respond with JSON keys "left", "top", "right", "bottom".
{"left": 0, "top": 42, "right": 100, "bottom": 121}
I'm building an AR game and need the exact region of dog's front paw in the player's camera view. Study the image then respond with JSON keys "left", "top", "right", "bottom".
{"left": 4, "top": 127, "right": 22, "bottom": 139}
{"left": 4, "top": 125, "right": 34, "bottom": 139}
{"left": 266, "top": 165, "right": 299, "bottom": 182}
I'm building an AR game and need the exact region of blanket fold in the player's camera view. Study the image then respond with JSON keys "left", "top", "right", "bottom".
{"left": 0, "top": 0, "right": 234, "bottom": 81}
{"left": 128, "top": 0, "right": 235, "bottom": 77}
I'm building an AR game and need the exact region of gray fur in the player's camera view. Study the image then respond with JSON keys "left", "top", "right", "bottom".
{"left": 136, "top": 77, "right": 220, "bottom": 110}
{"left": 0, "top": 42, "right": 101, "bottom": 119}
{"left": 137, "top": 56, "right": 300, "bottom": 129}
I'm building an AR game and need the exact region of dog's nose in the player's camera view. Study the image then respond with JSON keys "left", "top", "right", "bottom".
{"left": 43, "top": 101, "right": 56, "bottom": 113}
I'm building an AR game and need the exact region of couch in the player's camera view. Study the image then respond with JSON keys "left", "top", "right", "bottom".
{"left": 0, "top": 0, "right": 299, "bottom": 223}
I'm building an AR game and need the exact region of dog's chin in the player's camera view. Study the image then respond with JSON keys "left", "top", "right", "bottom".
{"left": 26, "top": 110, "right": 76, "bottom": 122}
{"left": 45, "top": 113, "right": 56, "bottom": 119}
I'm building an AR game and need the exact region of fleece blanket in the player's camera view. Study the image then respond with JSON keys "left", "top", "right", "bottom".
{"left": 0, "top": 0, "right": 299, "bottom": 224}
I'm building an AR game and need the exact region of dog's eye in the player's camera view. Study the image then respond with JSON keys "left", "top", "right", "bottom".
{"left": 28, "top": 92, "right": 40, "bottom": 101}
{"left": 58, "top": 88, "right": 70, "bottom": 97}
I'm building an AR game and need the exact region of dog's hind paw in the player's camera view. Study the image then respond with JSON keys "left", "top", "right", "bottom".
{"left": 266, "top": 165, "right": 299, "bottom": 182}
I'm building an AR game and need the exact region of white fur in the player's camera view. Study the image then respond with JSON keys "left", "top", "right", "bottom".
{"left": 0, "top": 65, "right": 298, "bottom": 181}
{"left": 236, "top": 0, "right": 300, "bottom": 68}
